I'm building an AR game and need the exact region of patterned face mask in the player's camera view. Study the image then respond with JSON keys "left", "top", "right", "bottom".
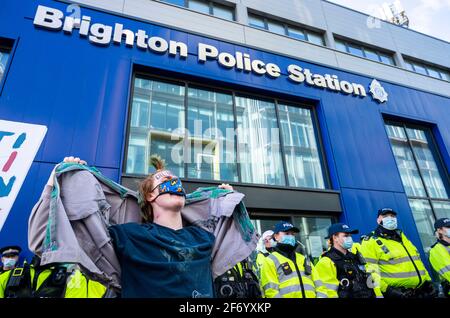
{"left": 152, "top": 177, "right": 186, "bottom": 199}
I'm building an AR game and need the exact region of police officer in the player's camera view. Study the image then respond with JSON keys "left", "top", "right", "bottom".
{"left": 0, "top": 256, "right": 108, "bottom": 298}
{"left": 315, "top": 223, "right": 382, "bottom": 298}
{"left": 0, "top": 246, "right": 22, "bottom": 274}
{"left": 255, "top": 230, "right": 275, "bottom": 274}
{"left": 260, "top": 221, "right": 325, "bottom": 298}
{"left": 359, "top": 208, "right": 436, "bottom": 298}
{"left": 429, "top": 218, "right": 450, "bottom": 298}
{"left": 214, "top": 258, "right": 261, "bottom": 298}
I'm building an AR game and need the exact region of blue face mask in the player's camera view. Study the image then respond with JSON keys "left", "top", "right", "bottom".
{"left": 3, "top": 258, "right": 17, "bottom": 268}
{"left": 342, "top": 237, "right": 354, "bottom": 250}
{"left": 445, "top": 229, "right": 450, "bottom": 238}
{"left": 270, "top": 239, "right": 277, "bottom": 248}
{"left": 153, "top": 178, "right": 186, "bottom": 199}
{"left": 382, "top": 216, "right": 398, "bottom": 230}
{"left": 280, "top": 235, "right": 297, "bottom": 247}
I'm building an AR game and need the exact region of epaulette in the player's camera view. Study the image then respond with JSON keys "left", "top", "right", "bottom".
{"left": 363, "top": 231, "right": 376, "bottom": 241}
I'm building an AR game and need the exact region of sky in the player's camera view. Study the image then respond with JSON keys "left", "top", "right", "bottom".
{"left": 327, "top": 0, "right": 450, "bottom": 42}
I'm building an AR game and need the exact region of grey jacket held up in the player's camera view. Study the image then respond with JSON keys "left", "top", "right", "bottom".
{"left": 28, "top": 163, "right": 258, "bottom": 289}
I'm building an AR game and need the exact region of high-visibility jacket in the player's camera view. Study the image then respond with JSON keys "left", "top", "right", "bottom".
{"left": 429, "top": 241, "right": 450, "bottom": 297}
{"left": 254, "top": 252, "right": 269, "bottom": 277}
{"left": 0, "top": 265, "right": 107, "bottom": 298}
{"left": 314, "top": 248, "right": 383, "bottom": 298}
{"left": 260, "top": 250, "right": 325, "bottom": 298}
{"left": 254, "top": 252, "right": 270, "bottom": 297}
{"left": 359, "top": 229, "right": 431, "bottom": 293}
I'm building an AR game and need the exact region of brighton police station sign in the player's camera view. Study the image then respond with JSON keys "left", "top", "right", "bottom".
{"left": 33, "top": 5, "right": 388, "bottom": 103}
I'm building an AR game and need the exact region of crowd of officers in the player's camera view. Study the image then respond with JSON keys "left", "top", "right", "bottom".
{"left": 1, "top": 207, "right": 450, "bottom": 298}
{"left": 216, "top": 207, "right": 450, "bottom": 299}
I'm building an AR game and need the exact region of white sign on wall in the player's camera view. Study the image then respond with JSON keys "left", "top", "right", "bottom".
{"left": 0, "top": 120, "right": 47, "bottom": 232}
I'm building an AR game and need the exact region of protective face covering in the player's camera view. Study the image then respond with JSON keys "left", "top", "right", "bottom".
{"left": 3, "top": 258, "right": 17, "bottom": 268}
{"left": 270, "top": 239, "right": 277, "bottom": 248}
{"left": 341, "top": 236, "right": 354, "bottom": 250}
{"left": 153, "top": 178, "right": 186, "bottom": 200}
{"left": 382, "top": 216, "right": 398, "bottom": 230}
{"left": 445, "top": 228, "right": 450, "bottom": 238}
{"left": 280, "top": 235, "right": 296, "bottom": 247}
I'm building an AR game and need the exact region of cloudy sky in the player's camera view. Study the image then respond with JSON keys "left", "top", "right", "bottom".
{"left": 327, "top": 0, "right": 450, "bottom": 42}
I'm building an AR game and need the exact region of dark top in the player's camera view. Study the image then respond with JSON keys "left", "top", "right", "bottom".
{"left": 109, "top": 222, "right": 215, "bottom": 298}
{"left": 374, "top": 225, "right": 402, "bottom": 242}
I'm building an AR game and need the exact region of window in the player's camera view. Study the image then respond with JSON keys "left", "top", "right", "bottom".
{"left": 293, "top": 216, "right": 333, "bottom": 264}
{"left": 0, "top": 49, "right": 10, "bottom": 83}
{"left": 305, "top": 31, "right": 324, "bottom": 46}
{"left": 248, "top": 14, "right": 265, "bottom": 29}
{"left": 126, "top": 75, "right": 329, "bottom": 190}
{"left": 127, "top": 77, "right": 185, "bottom": 177}
{"left": 335, "top": 38, "right": 396, "bottom": 66}
{"left": 334, "top": 39, "right": 347, "bottom": 52}
{"left": 347, "top": 43, "right": 364, "bottom": 58}
{"left": 267, "top": 20, "right": 285, "bottom": 35}
{"left": 426, "top": 67, "right": 441, "bottom": 79}
{"left": 405, "top": 61, "right": 415, "bottom": 71}
{"left": 385, "top": 122, "right": 450, "bottom": 252}
{"left": 278, "top": 104, "right": 326, "bottom": 189}
{"left": 160, "top": 0, "right": 235, "bottom": 21}
{"left": 404, "top": 58, "right": 450, "bottom": 81}
{"left": 161, "top": 0, "right": 185, "bottom": 5}
{"left": 247, "top": 13, "right": 325, "bottom": 46}
{"left": 213, "top": 3, "right": 234, "bottom": 20}
{"left": 412, "top": 62, "right": 427, "bottom": 75}
{"left": 188, "top": 0, "right": 209, "bottom": 14}
{"left": 379, "top": 53, "right": 395, "bottom": 66}
{"left": 235, "top": 96, "right": 285, "bottom": 186}
{"left": 363, "top": 48, "right": 379, "bottom": 62}
{"left": 187, "top": 87, "right": 237, "bottom": 181}
{"left": 287, "top": 26, "right": 306, "bottom": 41}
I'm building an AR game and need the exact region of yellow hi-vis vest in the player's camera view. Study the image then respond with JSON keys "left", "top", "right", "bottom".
{"left": 260, "top": 250, "right": 325, "bottom": 298}
{"left": 359, "top": 231, "right": 431, "bottom": 293}
{"left": 314, "top": 251, "right": 383, "bottom": 298}
{"left": 429, "top": 241, "right": 450, "bottom": 296}
{"left": 0, "top": 266, "right": 107, "bottom": 298}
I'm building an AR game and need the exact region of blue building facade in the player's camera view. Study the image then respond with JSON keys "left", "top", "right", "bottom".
{"left": 0, "top": 0, "right": 449, "bottom": 271}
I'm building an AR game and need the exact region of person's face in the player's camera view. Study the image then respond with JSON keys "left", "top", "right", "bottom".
{"left": 438, "top": 226, "right": 450, "bottom": 239}
{"left": 377, "top": 212, "right": 396, "bottom": 225}
{"left": 145, "top": 171, "right": 186, "bottom": 211}
{"left": 274, "top": 230, "right": 296, "bottom": 242}
{"left": 263, "top": 236, "right": 273, "bottom": 248}
{"left": 1, "top": 254, "right": 19, "bottom": 268}
{"left": 333, "top": 232, "right": 351, "bottom": 246}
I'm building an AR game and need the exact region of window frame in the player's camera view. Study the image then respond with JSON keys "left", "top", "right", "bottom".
{"left": 123, "top": 71, "right": 332, "bottom": 191}
{"left": 334, "top": 37, "right": 396, "bottom": 66}
{"left": 0, "top": 38, "right": 15, "bottom": 96}
{"left": 385, "top": 120, "right": 450, "bottom": 224}
{"left": 247, "top": 12, "right": 325, "bottom": 46}
{"left": 404, "top": 57, "right": 450, "bottom": 82}
{"left": 159, "top": 0, "right": 236, "bottom": 21}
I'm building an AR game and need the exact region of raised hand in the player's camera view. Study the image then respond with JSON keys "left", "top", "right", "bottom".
{"left": 63, "top": 156, "right": 87, "bottom": 165}
{"left": 218, "top": 183, "right": 233, "bottom": 191}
